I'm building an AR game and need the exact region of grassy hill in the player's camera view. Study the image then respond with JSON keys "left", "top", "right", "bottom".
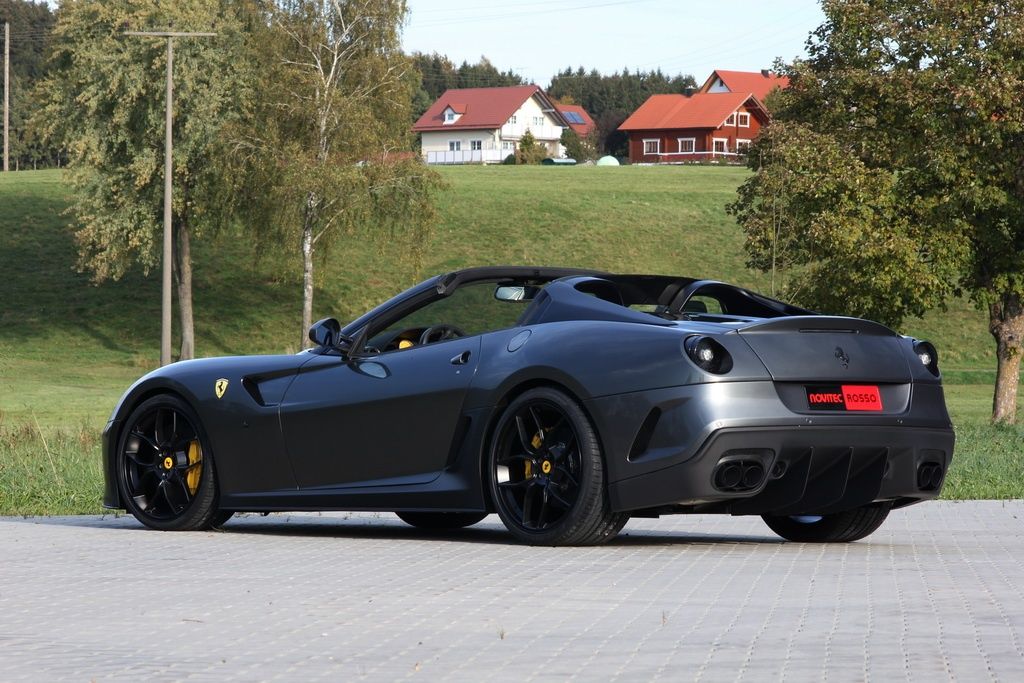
{"left": 0, "top": 166, "right": 1019, "bottom": 512}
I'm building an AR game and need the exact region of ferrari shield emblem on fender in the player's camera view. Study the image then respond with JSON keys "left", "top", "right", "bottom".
{"left": 215, "top": 378, "right": 229, "bottom": 399}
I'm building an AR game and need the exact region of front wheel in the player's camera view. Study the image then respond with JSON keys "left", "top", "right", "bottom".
{"left": 488, "top": 387, "right": 627, "bottom": 546}
{"left": 117, "top": 395, "right": 221, "bottom": 531}
{"left": 762, "top": 503, "right": 891, "bottom": 543}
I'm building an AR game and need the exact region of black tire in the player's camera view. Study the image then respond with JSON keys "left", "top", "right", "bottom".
{"left": 762, "top": 503, "right": 891, "bottom": 543}
{"left": 116, "top": 394, "right": 220, "bottom": 531}
{"left": 210, "top": 510, "right": 235, "bottom": 528}
{"left": 487, "top": 387, "right": 627, "bottom": 546}
{"left": 396, "top": 511, "right": 487, "bottom": 530}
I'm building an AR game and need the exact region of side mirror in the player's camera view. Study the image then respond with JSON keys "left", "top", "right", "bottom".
{"left": 309, "top": 318, "right": 346, "bottom": 350}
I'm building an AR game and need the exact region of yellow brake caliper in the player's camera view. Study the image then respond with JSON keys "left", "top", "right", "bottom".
{"left": 186, "top": 440, "right": 202, "bottom": 494}
{"left": 526, "top": 430, "right": 546, "bottom": 477}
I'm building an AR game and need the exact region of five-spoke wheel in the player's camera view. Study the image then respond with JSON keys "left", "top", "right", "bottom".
{"left": 117, "top": 395, "right": 224, "bottom": 531}
{"left": 488, "top": 387, "right": 627, "bottom": 545}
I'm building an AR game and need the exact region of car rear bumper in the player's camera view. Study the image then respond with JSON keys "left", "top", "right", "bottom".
{"left": 607, "top": 424, "right": 954, "bottom": 514}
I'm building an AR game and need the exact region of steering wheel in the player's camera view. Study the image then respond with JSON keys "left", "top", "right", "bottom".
{"left": 419, "top": 324, "right": 466, "bottom": 345}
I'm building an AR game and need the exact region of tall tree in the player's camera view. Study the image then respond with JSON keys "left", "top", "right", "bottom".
{"left": 233, "top": 0, "right": 443, "bottom": 347}
{"left": 728, "top": 0, "right": 1024, "bottom": 423}
{"left": 35, "top": 0, "right": 252, "bottom": 360}
{"left": 0, "top": 0, "right": 58, "bottom": 169}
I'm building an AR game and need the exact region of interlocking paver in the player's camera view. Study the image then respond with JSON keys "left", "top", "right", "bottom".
{"left": 1, "top": 501, "right": 1023, "bottom": 681}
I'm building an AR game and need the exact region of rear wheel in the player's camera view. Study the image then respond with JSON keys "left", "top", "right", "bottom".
{"left": 396, "top": 512, "right": 487, "bottom": 530}
{"left": 762, "top": 503, "right": 891, "bottom": 543}
{"left": 117, "top": 395, "right": 221, "bottom": 531}
{"left": 488, "top": 387, "right": 627, "bottom": 546}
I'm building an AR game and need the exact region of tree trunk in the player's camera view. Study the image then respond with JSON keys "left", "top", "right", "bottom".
{"left": 176, "top": 221, "right": 196, "bottom": 361}
{"left": 989, "top": 293, "right": 1024, "bottom": 424}
{"left": 300, "top": 193, "right": 316, "bottom": 349}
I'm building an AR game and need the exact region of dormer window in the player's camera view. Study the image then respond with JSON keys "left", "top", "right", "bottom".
{"left": 442, "top": 105, "right": 463, "bottom": 125}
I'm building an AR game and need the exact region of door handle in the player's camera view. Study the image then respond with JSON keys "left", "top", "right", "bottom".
{"left": 450, "top": 350, "right": 471, "bottom": 365}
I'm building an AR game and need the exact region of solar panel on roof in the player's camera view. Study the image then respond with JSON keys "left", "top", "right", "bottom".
{"left": 564, "top": 112, "right": 585, "bottom": 124}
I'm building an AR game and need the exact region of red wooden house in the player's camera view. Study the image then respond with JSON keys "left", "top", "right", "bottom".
{"left": 618, "top": 92, "right": 769, "bottom": 163}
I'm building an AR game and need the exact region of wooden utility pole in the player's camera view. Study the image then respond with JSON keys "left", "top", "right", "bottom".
{"left": 124, "top": 31, "right": 214, "bottom": 366}
{"left": 3, "top": 21, "right": 9, "bottom": 173}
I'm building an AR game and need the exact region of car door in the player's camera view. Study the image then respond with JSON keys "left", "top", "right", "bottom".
{"left": 278, "top": 336, "right": 482, "bottom": 489}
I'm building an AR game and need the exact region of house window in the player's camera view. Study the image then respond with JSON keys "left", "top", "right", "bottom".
{"left": 712, "top": 138, "right": 727, "bottom": 154}
{"left": 643, "top": 139, "right": 660, "bottom": 155}
{"left": 444, "top": 111, "right": 456, "bottom": 123}
{"left": 725, "top": 113, "right": 736, "bottom": 126}
{"left": 532, "top": 115, "right": 544, "bottom": 127}
{"left": 448, "top": 141, "right": 461, "bottom": 152}
{"left": 678, "top": 138, "right": 695, "bottom": 154}
{"left": 470, "top": 140, "right": 482, "bottom": 151}
{"left": 508, "top": 115, "right": 517, "bottom": 125}
{"left": 736, "top": 139, "right": 751, "bottom": 154}
{"left": 738, "top": 112, "right": 750, "bottom": 127}
{"left": 502, "top": 140, "right": 515, "bottom": 151}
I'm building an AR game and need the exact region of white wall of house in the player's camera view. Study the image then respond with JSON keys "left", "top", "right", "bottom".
{"left": 500, "top": 95, "right": 565, "bottom": 146}
{"left": 420, "top": 129, "right": 504, "bottom": 164}
{"left": 707, "top": 77, "right": 730, "bottom": 93}
{"left": 420, "top": 129, "right": 500, "bottom": 154}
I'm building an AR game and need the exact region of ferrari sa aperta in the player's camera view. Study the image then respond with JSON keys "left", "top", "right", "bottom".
{"left": 103, "top": 266, "right": 954, "bottom": 545}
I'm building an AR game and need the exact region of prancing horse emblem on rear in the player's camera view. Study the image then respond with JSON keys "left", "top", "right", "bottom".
{"left": 215, "top": 378, "right": 229, "bottom": 399}
{"left": 834, "top": 347, "right": 850, "bottom": 369}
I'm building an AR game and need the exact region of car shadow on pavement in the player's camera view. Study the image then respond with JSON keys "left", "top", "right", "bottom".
{"left": 7, "top": 514, "right": 785, "bottom": 546}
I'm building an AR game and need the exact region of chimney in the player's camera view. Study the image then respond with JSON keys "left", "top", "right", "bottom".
{"left": 761, "top": 69, "right": 771, "bottom": 78}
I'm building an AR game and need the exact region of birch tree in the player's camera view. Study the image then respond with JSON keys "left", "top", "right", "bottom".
{"left": 233, "top": 0, "right": 442, "bottom": 347}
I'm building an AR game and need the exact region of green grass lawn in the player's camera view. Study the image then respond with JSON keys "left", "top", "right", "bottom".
{"left": 0, "top": 166, "right": 1020, "bottom": 514}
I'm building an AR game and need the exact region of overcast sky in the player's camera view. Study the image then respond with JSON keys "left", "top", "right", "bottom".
{"left": 402, "top": 0, "right": 826, "bottom": 86}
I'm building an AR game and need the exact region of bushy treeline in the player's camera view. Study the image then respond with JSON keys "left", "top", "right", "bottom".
{"left": 410, "top": 52, "right": 525, "bottom": 119}
{"left": 0, "top": 0, "right": 58, "bottom": 169}
{"left": 547, "top": 67, "right": 697, "bottom": 156}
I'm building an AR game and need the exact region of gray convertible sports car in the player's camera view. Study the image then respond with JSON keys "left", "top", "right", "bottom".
{"left": 103, "top": 267, "right": 954, "bottom": 545}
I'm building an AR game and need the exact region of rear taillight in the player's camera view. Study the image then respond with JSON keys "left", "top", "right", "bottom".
{"left": 683, "top": 335, "right": 733, "bottom": 374}
{"left": 913, "top": 340, "right": 939, "bottom": 376}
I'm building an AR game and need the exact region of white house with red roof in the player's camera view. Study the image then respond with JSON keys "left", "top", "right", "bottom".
{"left": 412, "top": 85, "right": 571, "bottom": 164}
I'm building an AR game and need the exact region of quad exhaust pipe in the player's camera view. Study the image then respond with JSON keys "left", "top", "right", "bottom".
{"left": 713, "top": 459, "right": 766, "bottom": 492}
{"left": 917, "top": 462, "right": 944, "bottom": 491}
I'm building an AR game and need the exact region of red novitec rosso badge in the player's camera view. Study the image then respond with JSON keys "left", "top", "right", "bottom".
{"left": 805, "top": 385, "right": 883, "bottom": 411}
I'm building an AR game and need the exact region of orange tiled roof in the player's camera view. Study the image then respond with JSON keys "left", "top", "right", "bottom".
{"left": 554, "top": 103, "right": 595, "bottom": 137}
{"left": 701, "top": 70, "right": 789, "bottom": 101}
{"left": 618, "top": 92, "right": 755, "bottom": 131}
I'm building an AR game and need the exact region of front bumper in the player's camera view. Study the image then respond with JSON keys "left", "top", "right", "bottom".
{"left": 607, "top": 424, "right": 954, "bottom": 514}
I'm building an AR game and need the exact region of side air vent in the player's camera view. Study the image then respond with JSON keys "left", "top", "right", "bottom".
{"left": 627, "top": 408, "right": 661, "bottom": 462}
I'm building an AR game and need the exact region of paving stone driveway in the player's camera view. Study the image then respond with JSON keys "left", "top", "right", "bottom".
{"left": 1, "top": 501, "right": 1023, "bottom": 681}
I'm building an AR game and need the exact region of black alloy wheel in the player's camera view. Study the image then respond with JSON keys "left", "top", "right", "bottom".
{"left": 488, "top": 387, "right": 627, "bottom": 545}
{"left": 117, "top": 395, "right": 222, "bottom": 531}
